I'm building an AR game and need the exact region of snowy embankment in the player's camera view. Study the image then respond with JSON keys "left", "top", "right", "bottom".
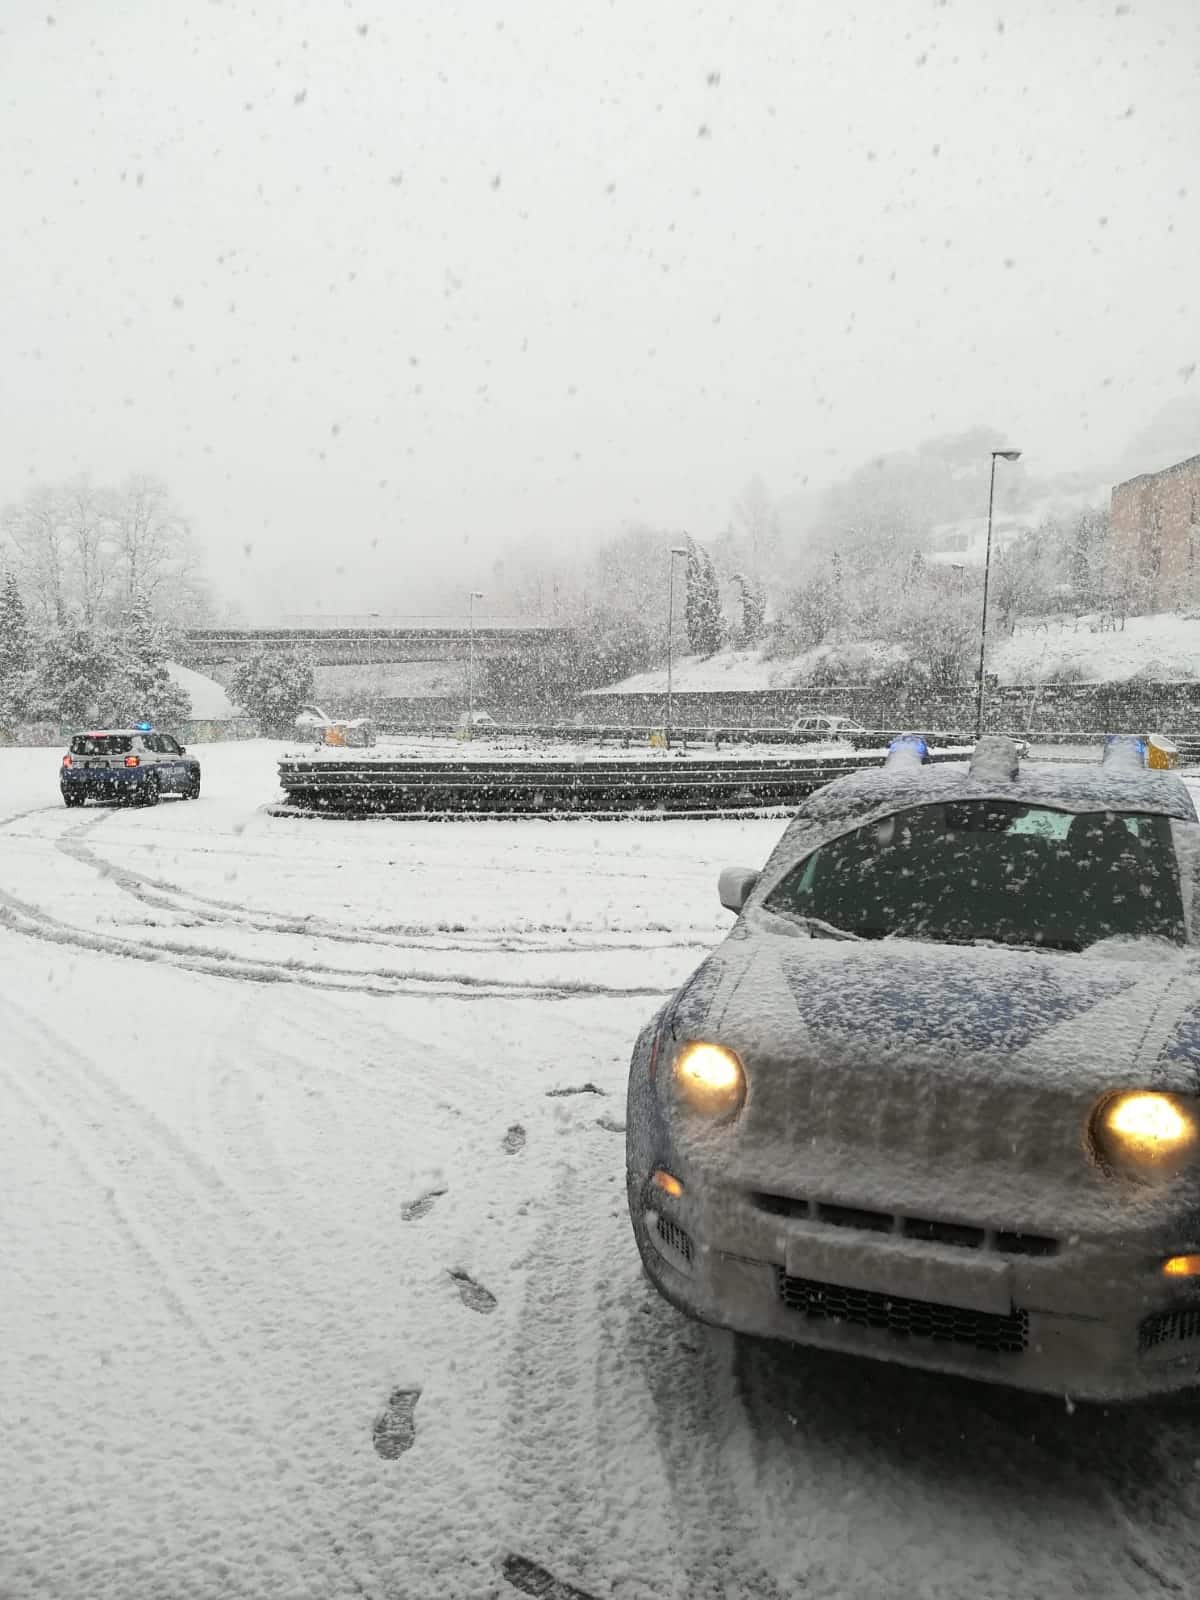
{"left": 3, "top": 741, "right": 1200, "bottom": 1599}
{"left": 602, "top": 612, "right": 1200, "bottom": 694}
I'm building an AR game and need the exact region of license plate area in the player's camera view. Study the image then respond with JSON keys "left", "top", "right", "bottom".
{"left": 784, "top": 1228, "right": 1013, "bottom": 1315}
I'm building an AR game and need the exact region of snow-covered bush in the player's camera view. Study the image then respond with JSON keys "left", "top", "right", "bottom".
{"left": 229, "top": 650, "right": 316, "bottom": 736}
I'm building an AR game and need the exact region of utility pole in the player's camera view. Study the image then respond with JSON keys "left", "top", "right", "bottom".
{"left": 467, "top": 590, "right": 484, "bottom": 735}
{"left": 666, "top": 546, "right": 689, "bottom": 747}
{"left": 975, "top": 449, "right": 1022, "bottom": 741}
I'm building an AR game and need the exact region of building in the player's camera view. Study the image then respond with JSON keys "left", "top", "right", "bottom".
{"left": 1110, "top": 453, "right": 1200, "bottom": 608}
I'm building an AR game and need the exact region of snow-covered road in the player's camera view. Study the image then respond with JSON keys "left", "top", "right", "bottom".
{"left": 3, "top": 742, "right": 1200, "bottom": 1599}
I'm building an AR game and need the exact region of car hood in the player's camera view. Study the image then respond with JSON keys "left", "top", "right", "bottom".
{"left": 672, "top": 931, "right": 1200, "bottom": 1234}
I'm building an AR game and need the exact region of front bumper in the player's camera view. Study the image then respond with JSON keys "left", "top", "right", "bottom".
{"left": 629, "top": 1171, "right": 1200, "bottom": 1400}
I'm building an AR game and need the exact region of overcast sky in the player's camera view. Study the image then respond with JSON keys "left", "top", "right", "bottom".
{"left": 1, "top": 0, "right": 1197, "bottom": 619}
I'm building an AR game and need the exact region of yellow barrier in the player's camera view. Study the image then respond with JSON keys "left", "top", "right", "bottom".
{"left": 1147, "top": 734, "right": 1178, "bottom": 770}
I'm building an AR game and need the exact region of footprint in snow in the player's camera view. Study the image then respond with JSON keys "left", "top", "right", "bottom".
{"left": 502, "top": 1554, "right": 598, "bottom": 1600}
{"left": 372, "top": 1387, "right": 420, "bottom": 1459}
{"left": 401, "top": 1187, "right": 447, "bottom": 1222}
{"left": 449, "top": 1268, "right": 497, "bottom": 1314}
{"left": 595, "top": 1115, "right": 625, "bottom": 1134}
{"left": 545, "top": 1082, "right": 603, "bottom": 1098}
{"left": 502, "top": 1124, "right": 526, "bottom": 1154}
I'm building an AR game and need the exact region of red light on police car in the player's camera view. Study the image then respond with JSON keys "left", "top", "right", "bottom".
{"left": 124, "top": 755, "right": 140, "bottom": 768}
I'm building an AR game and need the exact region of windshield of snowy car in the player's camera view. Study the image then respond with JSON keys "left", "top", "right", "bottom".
{"left": 763, "top": 801, "right": 1186, "bottom": 950}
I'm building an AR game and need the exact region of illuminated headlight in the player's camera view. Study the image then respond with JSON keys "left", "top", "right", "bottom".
{"left": 1090, "top": 1091, "right": 1200, "bottom": 1182}
{"left": 672, "top": 1041, "right": 747, "bottom": 1118}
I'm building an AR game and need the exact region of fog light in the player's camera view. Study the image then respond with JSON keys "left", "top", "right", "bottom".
{"left": 673, "top": 1041, "right": 746, "bottom": 1118}
{"left": 652, "top": 1169, "right": 683, "bottom": 1199}
{"left": 1163, "top": 1254, "right": 1200, "bottom": 1278}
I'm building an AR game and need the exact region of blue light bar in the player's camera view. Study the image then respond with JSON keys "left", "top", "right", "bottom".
{"left": 885, "top": 734, "right": 930, "bottom": 766}
{"left": 135, "top": 721, "right": 153, "bottom": 732}
{"left": 1100, "top": 734, "right": 1146, "bottom": 770}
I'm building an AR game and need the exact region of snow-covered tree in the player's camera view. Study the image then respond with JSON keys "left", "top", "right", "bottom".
{"left": 1, "top": 474, "right": 209, "bottom": 627}
{"left": 0, "top": 571, "right": 34, "bottom": 730}
{"left": 32, "top": 624, "right": 119, "bottom": 727}
{"left": 229, "top": 650, "right": 315, "bottom": 736}
{"left": 684, "top": 538, "right": 723, "bottom": 654}
{"left": 732, "top": 574, "right": 767, "bottom": 647}
{"left": 106, "top": 599, "right": 192, "bottom": 727}
{"left": 0, "top": 571, "right": 31, "bottom": 679}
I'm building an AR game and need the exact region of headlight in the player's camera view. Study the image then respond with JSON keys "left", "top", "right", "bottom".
{"left": 1089, "top": 1091, "right": 1200, "bottom": 1182}
{"left": 672, "top": 1041, "right": 746, "bottom": 1118}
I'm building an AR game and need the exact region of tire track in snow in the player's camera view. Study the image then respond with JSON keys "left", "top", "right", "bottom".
{"left": 53, "top": 812, "right": 714, "bottom": 956}
{"left": 724, "top": 1329, "right": 1200, "bottom": 1597}
{"left": 1, "top": 1003, "right": 384, "bottom": 1599}
{"left": 503, "top": 1167, "right": 1200, "bottom": 1599}
{"left": 0, "top": 876, "right": 666, "bottom": 1003}
{"left": 501, "top": 1168, "right": 781, "bottom": 1600}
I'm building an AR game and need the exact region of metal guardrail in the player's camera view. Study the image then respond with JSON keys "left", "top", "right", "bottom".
{"left": 275, "top": 747, "right": 966, "bottom": 817}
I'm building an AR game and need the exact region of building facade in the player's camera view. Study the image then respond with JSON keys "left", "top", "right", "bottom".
{"left": 1110, "top": 452, "right": 1200, "bottom": 608}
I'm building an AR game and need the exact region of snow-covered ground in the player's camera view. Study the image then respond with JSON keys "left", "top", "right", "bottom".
{"left": 601, "top": 613, "right": 1200, "bottom": 694}
{"left": 991, "top": 611, "right": 1200, "bottom": 683}
{"left": 4, "top": 741, "right": 1200, "bottom": 1599}
{"left": 166, "top": 662, "right": 238, "bottom": 720}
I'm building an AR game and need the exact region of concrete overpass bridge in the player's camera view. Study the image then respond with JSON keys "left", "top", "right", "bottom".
{"left": 179, "top": 619, "right": 572, "bottom": 678}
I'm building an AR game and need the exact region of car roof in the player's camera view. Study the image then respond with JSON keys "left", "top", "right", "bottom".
{"left": 752, "top": 754, "right": 1199, "bottom": 901}
{"left": 801, "top": 758, "right": 1198, "bottom": 824}
{"left": 71, "top": 728, "right": 149, "bottom": 738}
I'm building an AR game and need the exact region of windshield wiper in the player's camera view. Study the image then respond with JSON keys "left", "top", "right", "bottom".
{"left": 793, "top": 916, "right": 864, "bottom": 942}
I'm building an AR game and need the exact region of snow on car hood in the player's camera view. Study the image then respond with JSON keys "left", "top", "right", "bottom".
{"left": 672, "top": 931, "right": 1200, "bottom": 1232}
{"left": 707, "top": 932, "right": 1200, "bottom": 1087}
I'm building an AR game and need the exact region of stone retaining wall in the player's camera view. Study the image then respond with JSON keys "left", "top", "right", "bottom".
{"left": 577, "top": 681, "right": 1200, "bottom": 734}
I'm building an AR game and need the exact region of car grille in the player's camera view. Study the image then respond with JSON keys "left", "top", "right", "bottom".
{"left": 752, "top": 1192, "right": 1058, "bottom": 1257}
{"left": 776, "top": 1269, "right": 1029, "bottom": 1355}
{"left": 656, "top": 1215, "right": 694, "bottom": 1264}
{"left": 1139, "top": 1308, "right": 1200, "bottom": 1352}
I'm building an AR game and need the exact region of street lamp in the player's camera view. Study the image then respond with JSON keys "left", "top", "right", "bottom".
{"left": 666, "top": 545, "right": 689, "bottom": 747}
{"left": 467, "top": 590, "right": 484, "bottom": 734}
{"left": 975, "top": 449, "right": 1022, "bottom": 741}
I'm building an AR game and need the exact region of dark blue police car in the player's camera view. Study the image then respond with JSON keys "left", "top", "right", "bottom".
{"left": 60, "top": 725, "right": 201, "bottom": 807}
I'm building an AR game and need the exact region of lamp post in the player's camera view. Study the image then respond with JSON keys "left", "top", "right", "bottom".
{"left": 666, "top": 545, "right": 689, "bottom": 747}
{"left": 467, "top": 590, "right": 484, "bottom": 735}
{"left": 975, "top": 449, "right": 1022, "bottom": 741}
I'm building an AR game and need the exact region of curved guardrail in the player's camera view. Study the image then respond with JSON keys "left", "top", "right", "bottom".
{"left": 274, "top": 747, "right": 965, "bottom": 818}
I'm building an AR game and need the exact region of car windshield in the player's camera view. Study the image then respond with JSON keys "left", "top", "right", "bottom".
{"left": 69, "top": 735, "right": 132, "bottom": 756}
{"left": 763, "top": 800, "right": 1186, "bottom": 950}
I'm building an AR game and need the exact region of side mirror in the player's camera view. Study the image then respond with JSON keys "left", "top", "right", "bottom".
{"left": 178, "top": 745, "right": 187, "bottom": 755}
{"left": 719, "top": 867, "right": 759, "bottom": 914}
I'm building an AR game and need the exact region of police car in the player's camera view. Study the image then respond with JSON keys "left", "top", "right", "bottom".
{"left": 627, "top": 734, "right": 1200, "bottom": 1400}
{"left": 60, "top": 724, "right": 201, "bottom": 807}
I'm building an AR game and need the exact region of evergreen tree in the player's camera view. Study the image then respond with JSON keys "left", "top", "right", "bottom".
{"left": 0, "top": 571, "right": 31, "bottom": 678}
{"left": 736, "top": 576, "right": 767, "bottom": 647}
{"left": 33, "top": 624, "right": 118, "bottom": 727}
{"left": 107, "top": 598, "right": 192, "bottom": 728}
{"left": 684, "top": 538, "right": 723, "bottom": 654}
{"left": 0, "top": 571, "right": 34, "bottom": 731}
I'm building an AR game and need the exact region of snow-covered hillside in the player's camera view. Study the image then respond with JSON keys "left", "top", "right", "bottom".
{"left": 602, "top": 613, "right": 1200, "bottom": 693}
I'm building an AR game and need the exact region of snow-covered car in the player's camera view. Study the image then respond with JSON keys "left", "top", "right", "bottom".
{"left": 293, "top": 704, "right": 376, "bottom": 747}
{"left": 60, "top": 727, "right": 201, "bottom": 806}
{"left": 791, "top": 713, "right": 871, "bottom": 746}
{"left": 294, "top": 703, "right": 331, "bottom": 739}
{"left": 626, "top": 734, "right": 1200, "bottom": 1400}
